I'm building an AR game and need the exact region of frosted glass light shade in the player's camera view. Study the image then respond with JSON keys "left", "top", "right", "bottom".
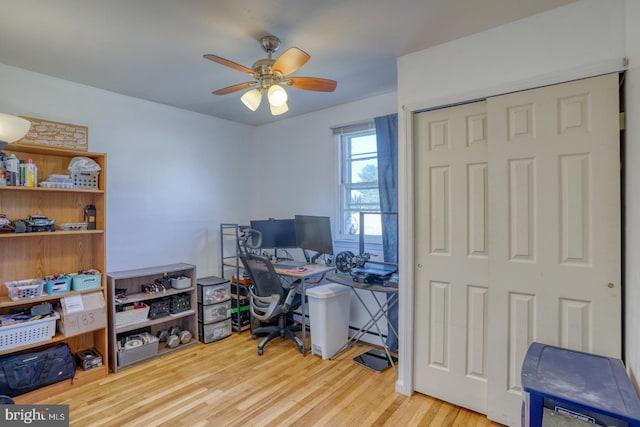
{"left": 0, "top": 113, "right": 30, "bottom": 144}
{"left": 267, "top": 84, "right": 288, "bottom": 107}
{"left": 270, "top": 102, "right": 289, "bottom": 116}
{"left": 240, "top": 88, "right": 263, "bottom": 111}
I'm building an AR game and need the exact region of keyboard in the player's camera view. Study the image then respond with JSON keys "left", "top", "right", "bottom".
{"left": 273, "top": 260, "right": 307, "bottom": 269}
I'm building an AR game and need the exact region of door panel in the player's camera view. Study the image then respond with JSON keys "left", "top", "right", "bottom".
{"left": 414, "top": 101, "right": 489, "bottom": 413}
{"left": 486, "top": 73, "right": 621, "bottom": 425}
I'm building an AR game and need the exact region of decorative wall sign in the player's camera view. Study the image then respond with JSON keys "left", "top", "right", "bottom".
{"left": 17, "top": 116, "right": 88, "bottom": 151}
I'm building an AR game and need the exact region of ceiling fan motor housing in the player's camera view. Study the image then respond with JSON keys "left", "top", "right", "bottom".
{"left": 260, "top": 35, "right": 281, "bottom": 54}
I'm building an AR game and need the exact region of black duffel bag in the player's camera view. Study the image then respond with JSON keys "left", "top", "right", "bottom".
{"left": 0, "top": 343, "right": 75, "bottom": 397}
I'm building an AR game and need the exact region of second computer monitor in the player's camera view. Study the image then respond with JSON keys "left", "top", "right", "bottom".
{"left": 249, "top": 219, "right": 297, "bottom": 249}
{"left": 294, "top": 214, "right": 334, "bottom": 255}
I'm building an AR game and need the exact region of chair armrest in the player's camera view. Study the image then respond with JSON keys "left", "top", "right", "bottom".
{"left": 249, "top": 292, "right": 281, "bottom": 321}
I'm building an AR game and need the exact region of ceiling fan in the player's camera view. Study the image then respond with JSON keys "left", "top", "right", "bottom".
{"left": 204, "top": 35, "right": 337, "bottom": 115}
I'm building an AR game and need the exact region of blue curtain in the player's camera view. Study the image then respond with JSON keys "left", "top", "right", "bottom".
{"left": 374, "top": 113, "right": 398, "bottom": 352}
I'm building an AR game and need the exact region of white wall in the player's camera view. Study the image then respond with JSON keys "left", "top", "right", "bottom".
{"left": 0, "top": 63, "right": 256, "bottom": 278}
{"left": 396, "top": 0, "right": 632, "bottom": 399}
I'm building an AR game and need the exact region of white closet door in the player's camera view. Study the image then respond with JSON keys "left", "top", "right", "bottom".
{"left": 413, "top": 101, "right": 490, "bottom": 413}
{"left": 486, "top": 73, "right": 621, "bottom": 426}
{"left": 411, "top": 74, "right": 621, "bottom": 426}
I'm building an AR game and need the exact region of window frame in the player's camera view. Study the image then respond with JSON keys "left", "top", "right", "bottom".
{"left": 334, "top": 121, "right": 382, "bottom": 243}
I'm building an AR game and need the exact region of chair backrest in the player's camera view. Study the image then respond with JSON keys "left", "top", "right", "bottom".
{"left": 239, "top": 251, "right": 288, "bottom": 322}
{"left": 239, "top": 252, "right": 284, "bottom": 300}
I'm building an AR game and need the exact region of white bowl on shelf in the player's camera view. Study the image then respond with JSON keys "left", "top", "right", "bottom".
{"left": 171, "top": 276, "right": 191, "bottom": 289}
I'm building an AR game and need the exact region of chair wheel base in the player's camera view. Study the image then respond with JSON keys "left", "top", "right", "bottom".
{"left": 257, "top": 349, "right": 263, "bottom": 356}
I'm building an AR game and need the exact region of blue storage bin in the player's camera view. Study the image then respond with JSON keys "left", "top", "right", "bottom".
{"left": 522, "top": 342, "right": 640, "bottom": 427}
{"left": 71, "top": 272, "right": 102, "bottom": 291}
{"left": 43, "top": 275, "right": 72, "bottom": 295}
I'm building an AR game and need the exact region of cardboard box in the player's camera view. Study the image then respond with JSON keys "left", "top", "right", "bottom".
{"left": 57, "top": 292, "right": 106, "bottom": 337}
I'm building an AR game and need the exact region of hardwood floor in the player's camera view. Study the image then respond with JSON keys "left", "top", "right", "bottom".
{"left": 42, "top": 332, "right": 503, "bottom": 426}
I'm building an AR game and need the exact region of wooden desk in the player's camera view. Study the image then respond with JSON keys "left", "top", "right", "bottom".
{"left": 224, "top": 259, "right": 334, "bottom": 356}
{"left": 273, "top": 263, "right": 335, "bottom": 356}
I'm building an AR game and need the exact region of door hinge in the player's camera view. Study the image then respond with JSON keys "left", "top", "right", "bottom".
{"left": 620, "top": 112, "right": 625, "bottom": 131}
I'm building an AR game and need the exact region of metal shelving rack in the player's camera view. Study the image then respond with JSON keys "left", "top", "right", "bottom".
{"left": 219, "top": 223, "right": 248, "bottom": 333}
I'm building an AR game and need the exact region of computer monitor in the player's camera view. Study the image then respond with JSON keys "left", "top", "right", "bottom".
{"left": 249, "top": 219, "right": 297, "bottom": 249}
{"left": 294, "top": 215, "right": 334, "bottom": 257}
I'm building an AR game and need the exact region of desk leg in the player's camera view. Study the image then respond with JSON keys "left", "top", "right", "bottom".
{"left": 334, "top": 289, "right": 378, "bottom": 355}
{"left": 339, "top": 288, "right": 398, "bottom": 376}
{"left": 385, "top": 294, "right": 399, "bottom": 344}
{"left": 368, "top": 291, "right": 398, "bottom": 376}
{"left": 300, "top": 278, "right": 308, "bottom": 356}
{"left": 371, "top": 292, "right": 399, "bottom": 342}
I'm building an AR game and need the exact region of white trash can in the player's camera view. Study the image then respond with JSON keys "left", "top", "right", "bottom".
{"left": 306, "top": 283, "right": 351, "bottom": 359}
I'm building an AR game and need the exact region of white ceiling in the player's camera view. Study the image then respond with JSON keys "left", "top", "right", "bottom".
{"left": 0, "top": 0, "right": 576, "bottom": 126}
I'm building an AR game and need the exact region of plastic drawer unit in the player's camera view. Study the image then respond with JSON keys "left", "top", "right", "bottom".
{"left": 196, "top": 276, "right": 231, "bottom": 343}
{"left": 522, "top": 342, "right": 640, "bottom": 427}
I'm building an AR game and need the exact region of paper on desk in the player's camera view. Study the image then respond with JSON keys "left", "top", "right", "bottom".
{"left": 62, "top": 294, "right": 84, "bottom": 313}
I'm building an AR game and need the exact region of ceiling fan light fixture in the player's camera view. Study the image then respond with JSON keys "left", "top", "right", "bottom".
{"left": 240, "top": 88, "right": 263, "bottom": 111}
{"left": 267, "top": 84, "right": 288, "bottom": 107}
{"left": 270, "top": 102, "right": 289, "bottom": 116}
{"left": 205, "top": 35, "right": 336, "bottom": 118}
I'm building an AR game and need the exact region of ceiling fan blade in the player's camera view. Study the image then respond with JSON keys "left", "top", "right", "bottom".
{"left": 286, "top": 77, "right": 337, "bottom": 92}
{"left": 272, "top": 47, "right": 310, "bottom": 76}
{"left": 213, "top": 82, "right": 257, "bottom": 95}
{"left": 203, "top": 54, "right": 255, "bottom": 75}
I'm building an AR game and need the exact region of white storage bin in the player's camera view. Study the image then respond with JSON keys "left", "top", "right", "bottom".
{"left": 307, "top": 283, "right": 351, "bottom": 359}
{"left": 115, "top": 303, "right": 149, "bottom": 327}
{"left": 117, "top": 336, "right": 159, "bottom": 368}
{"left": 0, "top": 312, "right": 59, "bottom": 351}
{"left": 171, "top": 276, "right": 191, "bottom": 289}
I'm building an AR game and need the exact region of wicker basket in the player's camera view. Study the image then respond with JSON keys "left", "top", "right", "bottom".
{"left": 0, "top": 312, "right": 59, "bottom": 351}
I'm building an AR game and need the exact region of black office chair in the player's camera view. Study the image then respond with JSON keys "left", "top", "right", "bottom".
{"left": 238, "top": 229, "right": 304, "bottom": 356}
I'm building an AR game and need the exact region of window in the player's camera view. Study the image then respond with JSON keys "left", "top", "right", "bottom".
{"left": 334, "top": 122, "right": 382, "bottom": 241}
